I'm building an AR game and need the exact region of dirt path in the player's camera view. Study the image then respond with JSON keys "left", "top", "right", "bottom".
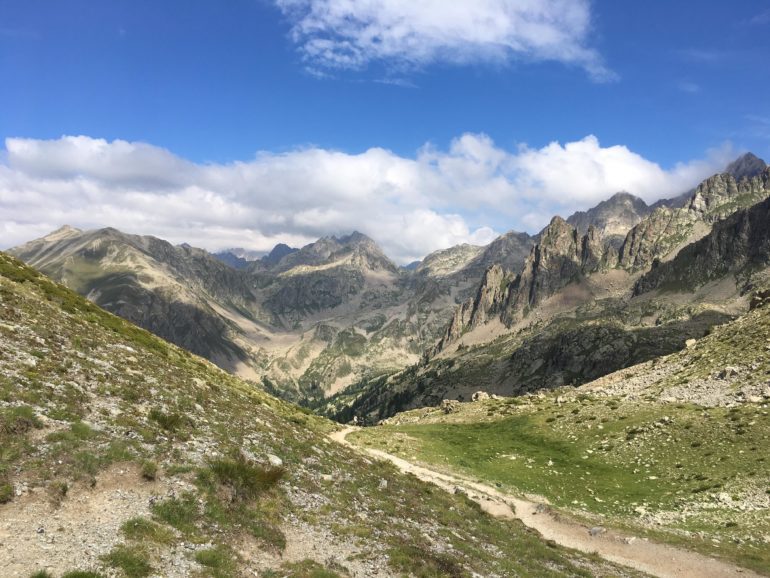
{"left": 330, "top": 427, "right": 763, "bottom": 578}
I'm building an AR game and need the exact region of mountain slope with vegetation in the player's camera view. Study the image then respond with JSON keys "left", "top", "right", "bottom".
{"left": 0, "top": 251, "right": 643, "bottom": 578}
{"left": 9, "top": 225, "right": 534, "bottom": 405}
{"left": 351, "top": 293, "right": 770, "bottom": 574}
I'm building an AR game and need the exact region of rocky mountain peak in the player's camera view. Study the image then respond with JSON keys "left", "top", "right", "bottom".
{"left": 619, "top": 165, "right": 770, "bottom": 271}
{"left": 336, "top": 230, "right": 371, "bottom": 245}
{"left": 46, "top": 224, "right": 82, "bottom": 239}
{"left": 415, "top": 243, "right": 484, "bottom": 277}
{"left": 431, "top": 263, "right": 513, "bottom": 353}
{"left": 635, "top": 192, "right": 770, "bottom": 294}
{"left": 566, "top": 191, "right": 650, "bottom": 239}
{"left": 270, "top": 231, "right": 397, "bottom": 275}
{"left": 726, "top": 152, "right": 767, "bottom": 181}
{"left": 537, "top": 216, "right": 580, "bottom": 257}
{"left": 263, "top": 243, "right": 298, "bottom": 266}
{"left": 686, "top": 165, "right": 770, "bottom": 223}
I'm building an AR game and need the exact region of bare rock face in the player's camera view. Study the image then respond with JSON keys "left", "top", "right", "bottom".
{"left": 617, "top": 207, "right": 696, "bottom": 270}
{"left": 432, "top": 264, "right": 512, "bottom": 352}
{"left": 725, "top": 152, "right": 767, "bottom": 181}
{"left": 619, "top": 167, "right": 770, "bottom": 271}
{"left": 465, "top": 231, "right": 535, "bottom": 277}
{"left": 503, "top": 220, "right": 605, "bottom": 324}
{"left": 415, "top": 244, "right": 484, "bottom": 278}
{"left": 440, "top": 399, "right": 461, "bottom": 414}
{"left": 635, "top": 191, "right": 770, "bottom": 294}
{"left": 567, "top": 191, "right": 651, "bottom": 240}
{"left": 432, "top": 220, "right": 608, "bottom": 353}
{"left": 686, "top": 168, "right": 769, "bottom": 223}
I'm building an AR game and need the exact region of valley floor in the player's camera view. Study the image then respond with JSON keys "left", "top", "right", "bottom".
{"left": 337, "top": 427, "right": 765, "bottom": 578}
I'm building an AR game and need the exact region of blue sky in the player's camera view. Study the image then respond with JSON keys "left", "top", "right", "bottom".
{"left": 1, "top": 0, "right": 769, "bottom": 262}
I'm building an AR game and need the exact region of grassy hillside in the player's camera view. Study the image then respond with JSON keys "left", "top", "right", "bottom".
{"left": 351, "top": 298, "right": 770, "bottom": 575}
{"left": 0, "top": 252, "right": 642, "bottom": 578}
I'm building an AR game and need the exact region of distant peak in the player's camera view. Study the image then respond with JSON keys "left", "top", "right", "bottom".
{"left": 607, "top": 191, "right": 645, "bottom": 204}
{"left": 726, "top": 152, "right": 767, "bottom": 180}
{"left": 337, "top": 231, "right": 372, "bottom": 245}
{"left": 547, "top": 215, "right": 569, "bottom": 227}
{"left": 49, "top": 224, "right": 81, "bottom": 236}
{"left": 271, "top": 242, "right": 292, "bottom": 251}
{"left": 263, "top": 243, "right": 298, "bottom": 265}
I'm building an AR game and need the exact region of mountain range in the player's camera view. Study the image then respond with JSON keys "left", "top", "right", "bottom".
{"left": 4, "top": 152, "right": 770, "bottom": 576}
{"left": 9, "top": 153, "right": 769, "bottom": 419}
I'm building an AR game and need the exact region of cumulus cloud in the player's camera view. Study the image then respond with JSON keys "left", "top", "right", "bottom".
{"left": 275, "top": 0, "right": 616, "bottom": 81}
{"left": 0, "top": 134, "right": 731, "bottom": 263}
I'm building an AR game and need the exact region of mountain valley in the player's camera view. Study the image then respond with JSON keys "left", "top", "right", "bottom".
{"left": 3, "top": 153, "right": 770, "bottom": 577}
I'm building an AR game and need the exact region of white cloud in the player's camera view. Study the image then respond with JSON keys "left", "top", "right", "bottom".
{"left": 1, "top": 134, "right": 731, "bottom": 263}
{"left": 275, "top": 0, "right": 616, "bottom": 81}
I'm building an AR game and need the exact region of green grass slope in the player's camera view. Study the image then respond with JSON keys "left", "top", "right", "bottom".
{"left": 0, "top": 252, "right": 642, "bottom": 578}
{"left": 352, "top": 299, "right": 770, "bottom": 575}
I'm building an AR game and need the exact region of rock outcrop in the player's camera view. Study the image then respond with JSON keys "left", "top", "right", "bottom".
{"left": 566, "top": 191, "right": 651, "bottom": 242}
{"left": 433, "top": 164, "right": 770, "bottom": 356}
{"left": 431, "top": 264, "right": 512, "bottom": 353}
{"left": 635, "top": 192, "right": 770, "bottom": 294}
{"left": 619, "top": 166, "right": 770, "bottom": 271}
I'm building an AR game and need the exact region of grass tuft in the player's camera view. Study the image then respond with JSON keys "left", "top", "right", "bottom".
{"left": 140, "top": 459, "right": 158, "bottom": 481}
{"left": 121, "top": 517, "right": 174, "bottom": 544}
{"left": 204, "top": 453, "right": 284, "bottom": 503}
{"left": 101, "top": 544, "right": 153, "bottom": 578}
{"left": 194, "top": 545, "right": 238, "bottom": 578}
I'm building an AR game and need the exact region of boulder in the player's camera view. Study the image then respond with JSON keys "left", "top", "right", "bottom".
{"left": 267, "top": 454, "right": 283, "bottom": 467}
{"left": 718, "top": 366, "right": 740, "bottom": 380}
{"left": 440, "top": 399, "right": 461, "bottom": 414}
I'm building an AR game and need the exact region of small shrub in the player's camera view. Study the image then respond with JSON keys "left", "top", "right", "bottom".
{"left": 70, "top": 421, "right": 95, "bottom": 440}
{"left": 0, "top": 405, "right": 41, "bottom": 436}
{"left": 148, "top": 408, "right": 183, "bottom": 432}
{"left": 205, "top": 454, "right": 284, "bottom": 503}
{"left": 0, "top": 482, "right": 13, "bottom": 504}
{"left": 249, "top": 520, "right": 287, "bottom": 551}
{"left": 61, "top": 572, "right": 106, "bottom": 578}
{"left": 74, "top": 451, "right": 100, "bottom": 478}
{"left": 267, "top": 560, "right": 344, "bottom": 578}
{"left": 29, "top": 571, "right": 54, "bottom": 578}
{"left": 101, "top": 544, "right": 153, "bottom": 578}
{"left": 48, "top": 481, "right": 69, "bottom": 506}
{"left": 387, "top": 541, "right": 465, "bottom": 578}
{"left": 140, "top": 460, "right": 158, "bottom": 481}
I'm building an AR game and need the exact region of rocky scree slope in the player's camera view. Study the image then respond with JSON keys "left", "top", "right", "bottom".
{"left": 0, "top": 251, "right": 646, "bottom": 578}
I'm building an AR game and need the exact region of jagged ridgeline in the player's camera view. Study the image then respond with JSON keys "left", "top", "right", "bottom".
{"left": 323, "top": 157, "right": 770, "bottom": 423}
{"left": 0, "top": 251, "right": 646, "bottom": 577}
{"left": 9, "top": 154, "right": 770, "bottom": 420}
